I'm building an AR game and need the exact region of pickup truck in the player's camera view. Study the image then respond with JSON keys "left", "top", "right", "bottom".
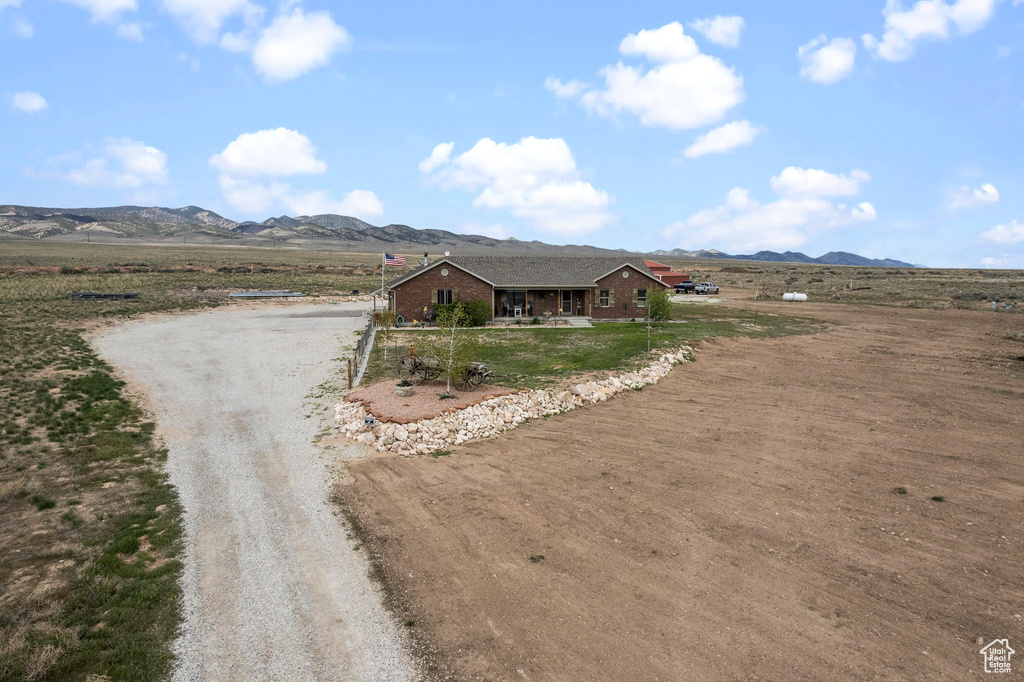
{"left": 694, "top": 282, "right": 719, "bottom": 295}
{"left": 674, "top": 280, "right": 696, "bottom": 293}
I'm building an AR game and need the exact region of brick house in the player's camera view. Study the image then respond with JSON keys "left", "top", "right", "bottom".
{"left": 385, "top": 255, "right": 668, "bottom": 324}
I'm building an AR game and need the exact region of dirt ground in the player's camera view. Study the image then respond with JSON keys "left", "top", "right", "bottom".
{"left": 346, "top": 379, "right": 520, "bottom": 424}
{"left": 340, "top": 299, "right": 1024, "bottom": 680}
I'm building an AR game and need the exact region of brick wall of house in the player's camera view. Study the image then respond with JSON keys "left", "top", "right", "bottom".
{"left": 390, "top": 264, "right": 492, "bottom": 324}
{"left": 591, "top": 265, "right": 665, "bottom": 319}
{"left": 528, "top": 291, "right": 560, "bottom": 317}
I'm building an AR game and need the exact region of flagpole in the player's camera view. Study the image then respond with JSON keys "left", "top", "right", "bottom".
{"left": 381, "top": 252, "right": 385, "bottom": 311}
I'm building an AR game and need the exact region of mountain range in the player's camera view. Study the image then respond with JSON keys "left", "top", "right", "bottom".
{"left": 0, "top": 204, "right": 918, "bottom": 267}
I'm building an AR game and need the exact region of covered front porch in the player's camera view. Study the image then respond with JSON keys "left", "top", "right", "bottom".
{"left": 493, "top": 288, "right": 591, "bottom": 320}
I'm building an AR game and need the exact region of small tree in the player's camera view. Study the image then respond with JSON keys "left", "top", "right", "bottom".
{"left": 420, "top": 303, "right": 478, "bottom": 396}
{"left": 378, "top": 307, "right": 397, "bottom": 360}
{"left": 646, "top": 287, "right": 672, "bottom": 322}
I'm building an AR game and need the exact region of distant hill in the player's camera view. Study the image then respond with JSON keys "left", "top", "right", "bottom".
{"left": 0, "top": 204, "right": 918, "bottom": 266}
{"left": 650, "top": 247, "right": 917, "bottom": 268}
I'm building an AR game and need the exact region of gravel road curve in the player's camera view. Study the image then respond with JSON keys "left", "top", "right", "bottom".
{"left": 94, "top": 303, "right": 417, "bottom": 682}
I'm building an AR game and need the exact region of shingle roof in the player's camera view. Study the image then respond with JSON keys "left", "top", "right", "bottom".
{"left": 387, "top": 255, "right": 664, "bottom": 289}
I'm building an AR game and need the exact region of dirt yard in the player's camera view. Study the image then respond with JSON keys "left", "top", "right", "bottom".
{"left": 340, "top": 301, "right": 1024, "bottom": 680}
{"left": 346, "top": 379, "right": 520, "bottom": 423}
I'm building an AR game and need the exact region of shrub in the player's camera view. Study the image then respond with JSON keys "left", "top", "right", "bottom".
{"left": 462, "top": 299, "right": 491, "bottom": 326}
{"left": 646, "top": 288, "right": 672, "bottom": 321}
{"left": 30, "top": 494, "right": 56, "bottom": 511}
{"left": 437, "top": 299, "right": 490, "bottom": 327}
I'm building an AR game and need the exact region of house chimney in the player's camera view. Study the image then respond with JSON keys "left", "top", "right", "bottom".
{"left": 423, "top": 252, "right": 428, "bottom": 266}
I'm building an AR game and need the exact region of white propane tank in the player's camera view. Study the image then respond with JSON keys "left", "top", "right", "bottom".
{"left": 783, "top": 292, "right": 808, "bottom": 302}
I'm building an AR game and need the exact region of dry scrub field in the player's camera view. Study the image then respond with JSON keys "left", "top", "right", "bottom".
{"left": 340, "top": 297, "right": 1024, "bottom": 680}
{"left": 2, "top": 240, "right": 1021, "bottom": 680}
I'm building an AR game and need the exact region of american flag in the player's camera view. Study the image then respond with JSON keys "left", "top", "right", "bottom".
{"left": 384, "top": 253, "right": 406, "bottom": 266}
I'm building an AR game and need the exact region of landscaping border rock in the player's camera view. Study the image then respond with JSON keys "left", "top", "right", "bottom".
{"left": 335, "top": 347, "right": 694, "bottom": 454}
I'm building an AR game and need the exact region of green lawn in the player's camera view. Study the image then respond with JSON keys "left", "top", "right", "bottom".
{"left": 363, "top": 306, "right": 825, "bottom": 390}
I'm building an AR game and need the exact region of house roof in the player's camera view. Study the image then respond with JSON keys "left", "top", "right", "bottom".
{"left": 643, "top": 259, "right": 672, "bottom": 271}
{"left": 386, "top": 255, "right": 666, "bottom": 289}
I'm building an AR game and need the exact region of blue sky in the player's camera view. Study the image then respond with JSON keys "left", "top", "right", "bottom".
{"left": 2, "top": 0, "right": 1022, "bottom": 267}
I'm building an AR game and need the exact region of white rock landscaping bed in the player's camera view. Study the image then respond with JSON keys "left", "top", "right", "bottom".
{"left": 334, "top": 346, "right": 694, "bottom": 454}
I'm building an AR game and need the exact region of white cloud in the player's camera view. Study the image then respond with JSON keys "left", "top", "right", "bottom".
{"left": 210, "top": 128, "right": 327, "bottom": 177}
{"left": 980, "top": 256, "right": 1009, "bottom": 267}
{"left": 620, "top": 22, "right": 700, "bottom": 62}
{"left": 217, "top": 176, "right": 287, "bottom": 214}
{"left": 11, "top": 91, "right": 47, "bottom": 113}
{"left": 725, "top": 187, "right": 759, "bottom": 211}
{"left": 770, "top": 167, "right": 869, "bottom": 199}
{"left": 543, "top": 77, "right": 588, "bottom": 98}
{"left": 863, "top": 0, "right": 997, "bottom": 62}
{"left": 116, "top": 21, "right": 144, "bottom": 40}
{"left": 0, "top": 0, "right": 21, "bottom": 9}
{"left": 13, "top": 17, "right": 33, "bottom": 37}
{"left": 664, "top": 167, "right": 877, "bottom": 252}
{"left": 683, "top": 120, "right": 760, "bottom": 159}
{"left": 981, "top": 220, "right": 1024, "bottom": 244}
{"left": 212, "top": 128, "right": 380, "bottom": 219}
{"left": 688, "top": 15, "right": 745, "bottom": 48}
{"left": 160, "top": 0, "right": 262, "bottom": 45}
{"left": 418, "top": 142, "right": 454, "bottom": 173}
{"left": 283, "top": 189, "right": 383, "bottom": 219}
{"left": 67, "top": 138, "right": 169, "bottom": 190}
{"left": 422, "top": 136, "right": 614, "bottom": 236}
{"left": 550, "top": 21, "right": 744, "bottom": 130}
{"left": 251, "top": 8, "right": 349, "bottom": 81}
{"left": 60, "top": 0, "right": 136, "bottom": 23}
{"left": 950, "top": 182, "right": 999, "bottom": 209}
{"left": 219, "top": 30, "right": 253, "bottom": 51}
{"left": 218, "top": 177, "right": 382, "bottom": 219}
{"left": 798, "top": 35, "right": 857, "bottom": 84}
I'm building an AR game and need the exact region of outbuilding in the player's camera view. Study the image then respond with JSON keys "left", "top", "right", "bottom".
{"left": 643, "top": 260, "right": 691, "bottom": 287}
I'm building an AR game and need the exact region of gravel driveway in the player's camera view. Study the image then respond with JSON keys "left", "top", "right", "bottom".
{"left": 94, "top": 302, "right": 416, "bottom": 682}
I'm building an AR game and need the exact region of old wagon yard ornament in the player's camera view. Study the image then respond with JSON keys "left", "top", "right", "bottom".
{"left": 398, "top": 354, "right": 499, "bottom": 392}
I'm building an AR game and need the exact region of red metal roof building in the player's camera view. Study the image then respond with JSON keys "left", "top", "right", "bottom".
{"left": 643, "top": 260, "right": 690, "bottom": 286}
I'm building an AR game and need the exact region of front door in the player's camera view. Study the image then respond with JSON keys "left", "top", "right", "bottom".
{"left": 561, "top": 290, "right": 572, "bottom": 316}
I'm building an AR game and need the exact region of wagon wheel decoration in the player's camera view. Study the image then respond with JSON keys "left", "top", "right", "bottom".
{"left": 398, "top": 354, "right": 426, "bottom": 385}
{"left": 454, "top": 363, "right": 486, "bottom": 392}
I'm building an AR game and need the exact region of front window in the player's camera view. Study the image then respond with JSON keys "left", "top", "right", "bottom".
{"left": 637, "top": 289, "right": 647, "bottom": 307}
{"left": 437, "top": 289, "right": 453, "bottom": 305}
{"left": 599, "top": 289, "right": 610, "bottom": 307}
{"left": 503, "top": 290, "right": 526, "bottom": 309}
